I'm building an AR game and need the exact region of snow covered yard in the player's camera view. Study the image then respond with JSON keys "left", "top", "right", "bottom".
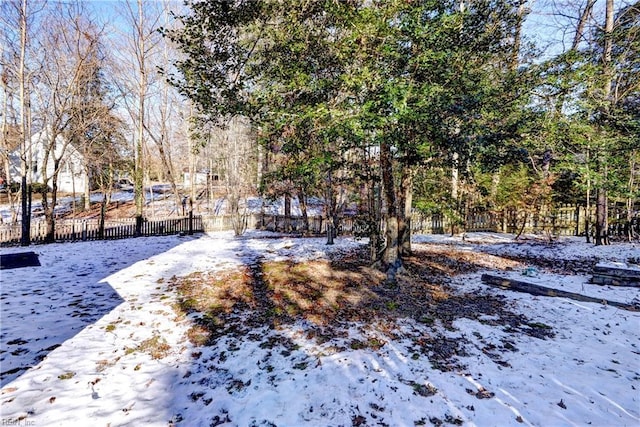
{"left": 1, "top": 232, "right": 639, "bottom": 427}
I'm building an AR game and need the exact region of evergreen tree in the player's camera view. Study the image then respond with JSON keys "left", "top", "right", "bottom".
{"left": 168, "top": 0, "right": 561, "bottom": 271}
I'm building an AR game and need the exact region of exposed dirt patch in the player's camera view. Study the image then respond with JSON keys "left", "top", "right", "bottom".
{"left": 407, "top": 243, "right": 525, "bottom": 275}
{"left": 169, "top": 244, "right": 556, "bottom": 372}
{"left": 69, "top": 200, "right": 138, "bottom": 220}
{"left": 492, "top": 254, "right": 600, "bottom": 275}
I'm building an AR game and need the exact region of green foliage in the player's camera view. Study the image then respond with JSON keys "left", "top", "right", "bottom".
{"left": 494, "top": 164, "right": 536, "bottom": 210}
{"left": 414, "top": 168, "right": 450, "bottom": 215}
{"left": 31, "top": 182, "right": 51, "bottom": 194}
{"left": 163, "top": 1, "right": 262, "bottom": 119}
{"left": 167, "top": 0, "right": 637, "bottom": 244}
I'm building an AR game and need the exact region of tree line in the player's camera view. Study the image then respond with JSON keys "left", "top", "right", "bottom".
{"left": 0, "top": 0, "right": 231, "bottom": 243}
{"left": 164, "top": 0, "right": 638, "bottom": 279}
{"left": 1, "top": 1, "right": 638, "bottom": 277}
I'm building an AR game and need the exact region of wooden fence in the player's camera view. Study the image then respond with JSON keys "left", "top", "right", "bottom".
{"left": 254, "top": 204, "right": 639, "bottom": 240}
{"left": 0, "top": 215, "right": 203, "bottom": 246}
{"left": 1, "top": 203, "right": 637, "bottom": 246}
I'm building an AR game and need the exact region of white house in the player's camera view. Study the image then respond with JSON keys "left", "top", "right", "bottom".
{"left": 8, "top": 130, "right": 88, "bottom": 194}
{"left": 183, "top": 170, "right": 220, "bottom": 187}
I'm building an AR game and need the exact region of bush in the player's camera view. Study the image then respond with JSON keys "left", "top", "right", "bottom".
{"left": 31, "top": 182, "right": 51, "bottom": 194}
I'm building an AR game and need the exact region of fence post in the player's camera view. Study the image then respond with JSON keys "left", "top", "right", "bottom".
{"left": 189, "top": 211, "right": 193, "bottom": 235}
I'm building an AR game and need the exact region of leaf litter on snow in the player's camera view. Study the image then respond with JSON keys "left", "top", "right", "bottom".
{"left": 1, "top": 232, "right": 639, "bottom": 426}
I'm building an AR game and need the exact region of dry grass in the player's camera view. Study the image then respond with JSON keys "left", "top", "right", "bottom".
{"left": 169, "top": 244, "right": 555, "bottom": 372}
{"left": 121, "top": 334, "right": 172, "bottom": 360}
{"left": 261, "top": 259, "right": 384, "bottom": 325}
{"left": 138, "top": 335, "right": 172, "bottom": 360}
{"left": 169, "top": 245, "right": 530, "bottom": 328}
{"left": 407, "top": 243, "right": 525, "bottom": 275}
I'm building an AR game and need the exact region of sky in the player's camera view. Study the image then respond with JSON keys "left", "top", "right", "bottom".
{"left": 81, "top": 0, "right": 636, "bottom": 63}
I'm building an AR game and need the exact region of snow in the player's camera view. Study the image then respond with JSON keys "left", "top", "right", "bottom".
{"left": 596, "top": 261, "right": 640, "bottom": 272}
{"left": 0, "top": 193, "right": 327, "bottom": 222}
{"left": 1, "top": 231, "right": 639, "bottom": 426}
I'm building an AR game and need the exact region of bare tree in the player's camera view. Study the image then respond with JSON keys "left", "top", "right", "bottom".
{"left": 0, "top": 10, "right": 21, "bottom": 224}
{"left": 572, "top": 0, "right": 597, "bottom": 50}
{"left": 17, "top": 0, "right": 30, "bottom": 244}
{"left": 110, "top": 0, "right": 189, "bottom": 225}
{"left": 0, "top": 0, "right": 46, "bottom": 244}
{"left": 33, "top": 1, "right": 106, "bottom": 241}
{"left": 198, "top": 115, "right": 257, "bottom": 235}
{"left": 107, "top": 0, "right": 161, "bottom": 230}
{"left": 143, "top": 0, "right": 187, "bottom": 213}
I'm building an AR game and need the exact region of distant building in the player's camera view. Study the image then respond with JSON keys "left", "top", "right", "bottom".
{"left": 7, "top": 130, "right": 88, "bottom": 194}
{"left": 183, "top": 170, "right": 220, "bottom": 187}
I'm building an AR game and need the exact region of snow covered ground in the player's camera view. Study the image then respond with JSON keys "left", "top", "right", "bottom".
{"left": 0, "top": 191, "right": 327, "bottom": 223}
{"left": 1, "top": 232, "right": 639, "bottom": 426}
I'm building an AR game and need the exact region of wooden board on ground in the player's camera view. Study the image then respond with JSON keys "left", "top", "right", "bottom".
{"left": 480, "top": 274, "right": 638, "bottom": 312}
{"left": 1, "top": 251, "right": 41, "bottom": 270}
{"left": 590, "top": 264, "right": 640, "bottom": 287}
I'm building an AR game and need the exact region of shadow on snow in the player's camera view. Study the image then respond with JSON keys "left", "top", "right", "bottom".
{"left": 0, "top": 235, "right": 193, "bottom": 387}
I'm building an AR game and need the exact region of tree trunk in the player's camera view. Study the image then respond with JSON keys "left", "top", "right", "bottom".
{"left": 298, "top": 188, "right": 309, "bottom": 233}
{"left": 510, "top": 0, "right": 527, "bottom": 71}
{"left": 398, "top": 166, "right": 413, "bottom": 257}
{"left": 585, "top": 146, "right": 591, "bottom": 243}
{"left": 188, "top": 121, "right": 197, "bottom": 207}
{"left": 451, "top": 151, "right": 459, "bottom": 201}
{"left": 515, "top": 211, "right": 528, "bottom": 240}
{"left": 134, "top": 134, "right": 144, "bottom": 236}
{"left": 326, "top": 170, "right": 334, "bottom": 245}
{"left": 594, "top": 0, "right": 614, "bottom": 246}
{"left": 602, "top": 0, "right": 615, "bottom": 101}
{"left": 99, "top": 194, "right": 106, "bottom": 239}
{"left": 134, "top": 0, "right": 146, "bottom": 237}
{"left": 284, "top": 192, "right": 292, "bottom": 233}
{"left": 19, "top": 0, "right": 30, "bottom": 246}
{"left": 368, "top": 179, "right": 382, "bottom": 262}
{"left": 627, "top": 152, "right": 637, "bottom": 241}
{"left": 43, "top": 157, "right": 61, "bottom": 243}
{"left": 451, "top": 151, "right": 462, "bottom": 236}
{"left": 481, "top": 274, "right": 637, "bottom": 311}
{"left": 383, "top": 216, "right": 399, "bottom": 270}
{"left": 572, "top": 0, "right": 597, "bottom": 51}
{"left": 83, "top": 165, "right": 91, "bottom": 211}
{"left": 595, "top": 186, "right": 609, "bottom": 245}
{"left": 20, "top": 176, "right": 29, "bottom": 245}
{"left": 380, "top": 138, "right": 399, "bottom": 274}
{"left": 1, "top": 62, "right": 18, "bottom": 225}
{"left": 490, "top": 169, "right": 501, "bottom": 206}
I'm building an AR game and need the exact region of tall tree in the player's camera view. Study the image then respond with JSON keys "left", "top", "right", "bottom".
{"left": 592, "top": 0, "right": 615, "bottom": 245}
{"left": 128, "top": 0, "right": 155, "bottom": 233}
{"left": 0, "top": 0, "right": 44, "bottom": 244}
{"left": 18, "top": 0, "right": 30, "bottom": 245}
{"left": 535, "top": 0, "right": 638, "bottom": 244}
{"left": 35, "top": 1, "right": 106, "bottom": 242}
{"left": 142, "top": 0, "right": 187, "bottom": 214}
{"left": 169, "top": 0, "right": 534, "bottom": 273}
{"left": 66, "top": 42, "right": 125, "bottom": 213}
